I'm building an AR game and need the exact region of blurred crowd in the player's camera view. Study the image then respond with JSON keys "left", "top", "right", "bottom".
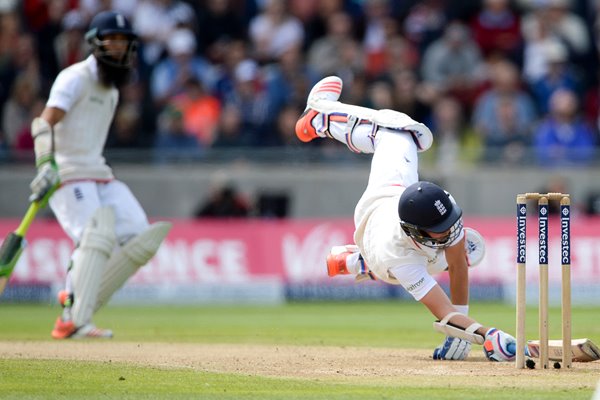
{"left": 2, "top": 0, "right": 600, "bottom": 166}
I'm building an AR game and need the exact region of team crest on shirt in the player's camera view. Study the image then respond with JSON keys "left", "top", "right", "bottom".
{"left": 434, "top": 200, "right": 447, "bottom": 216}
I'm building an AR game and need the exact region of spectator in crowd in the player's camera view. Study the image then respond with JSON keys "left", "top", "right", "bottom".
{"left": 472, "top": 60, "right": 537, "bottom": 163}
{"left": 211, "top": 39, "right": 248, "bottom": 103}
{"left": 364, "top": 78, "right": 395, "bottom": 110}
{"left": 13, "top": 97, "right": 44, "bottom": 155}
{"left": 0, "top": 31, "right": 42, "bottom": 111}
{"left": 116, "top": 79, "right": 156, "bottom": 146}
{"left": 211, "top": 103, "right": 244, "bottom": 148}
{"left": 470, "top": 0, "right": 522, "bottom": 62}
{"left": 390, "top": 68, "right": 431, "bottom": 124}
{"left": 194, "top": 182, "right": 251, "bottom": 218}
{"left": 224, "top": 59, "right": 278, "bottom": 146}
{"left": 529, "top": 40, "right": 581, "bottom": 114}
{"left": 403, "top": 0, "right": 448, "bottom": 55}
{"left": 0, "top": 10, "right": 22, "bottom": 106}
{"left": 106, "top": 103, "right": 145, "bottom": 150}
{"left": 29, "top": 0, "right": 70, "bottom": 89}
{"left": 533, "top": 88, "right": 598, "bottom": 165}
{"left": 307, "top": 11, "right": 363, "bottom": 79}
{"left": 382, "top": 31, "right": 420, "bottom": 76}
{"left": 420, "top": 22, "right": 486, "bottom": 107}
{"left": 170, "top": 77, "right": 221, "bottom": 147}
{"left": 150, "top": 28, "right": 213, "bottom": 108}
{"left": 522, "top": 15, "right": 565, "bottom": 83}
{"left": 428, "top": 96, "right": 479, "bottom": 173}
{"left": 264, "top": 44, "right": 319, "bottom": 112}
{"left": 54, "top": 9, "right": 87, "bottom": 70}
{"left": 193, "top": 0, "right": 246, "bottom": 60}
{"left": 132, "top": 0, "right": 196, "bottom": 73}
{"left": 153, "top": 105, "right": 202, "bottom": 163}
{"left": 4, "top": 0, "right": 600, "bottom": 168}
{"left": 248, "top": 0, "right": 304, "bottom": 63}
{"left": 521, "top": 0, "right": 591, "bottom": 61}
{"left": 1, "top": 73, "right": 40, "bottom": 148}
{"left": 360, "top": 0, "right": 394, "bottom": 78}
{"left": 303, "top": 0, "right": 360, "bottom": 48}
{"left": 273, "top": 103, "right": 306, "bottom": 147}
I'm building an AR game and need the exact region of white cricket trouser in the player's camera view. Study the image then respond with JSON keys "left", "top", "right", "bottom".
{"left": 49, "top": 180, "right": 149, "bottom": 245}
{"left": 320, "top": 115, "right": 420, "bottom": 190}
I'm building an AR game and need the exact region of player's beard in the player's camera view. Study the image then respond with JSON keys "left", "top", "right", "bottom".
{"left": 96, "top": 57, "right": 131, "bottom": 88}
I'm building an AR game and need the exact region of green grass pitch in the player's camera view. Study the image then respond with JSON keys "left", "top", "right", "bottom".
{"left": 0, "top": 301, "right": 599, "bottom": 399}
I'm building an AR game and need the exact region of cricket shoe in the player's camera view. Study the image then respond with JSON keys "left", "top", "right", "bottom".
{"left": 51, "top": 317, "right": 113, "bottom": 339}
{"left": 51, "top": 317, "right": 76, "bottom": 339}
{"left": 326, "top": 244, "right": 376, "bottom": 282}
{"left": 306, "top": 75, "right": 343, "bottom": 106}
{"left": 295, "top": 76, "right": 343, "bottom": 142}
{"left": 326, "top": 245, "right": 356, "bottom": 277}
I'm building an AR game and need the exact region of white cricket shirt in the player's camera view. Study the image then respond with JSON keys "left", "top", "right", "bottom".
{"left": 46, "top": 55, "right": 118, "bottom": 182}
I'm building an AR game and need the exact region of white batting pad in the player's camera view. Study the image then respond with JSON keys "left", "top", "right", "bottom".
{"left": 526, "top": 338, "right": 600, "bottom": 362}
{"left": 71, "top": 207, "right": 116, "bottom": 327}
{"left": 433, "top": 312, "right": 485, "bottom": 345}
{"left": 94, "top": 222, "right": 172, "bottom": 311}
{"left": 308, "top": 99, "right": 433, "bottom": 152}
{"left": 373, "top": 109, "right": 433, "bottom": 152}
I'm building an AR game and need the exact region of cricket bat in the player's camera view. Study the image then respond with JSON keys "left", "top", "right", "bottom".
{"left": 0, "top": 200, "right": 43, "bottom": 296}
{"left": 526, "top": 338, "right": 600, "bottom": 362}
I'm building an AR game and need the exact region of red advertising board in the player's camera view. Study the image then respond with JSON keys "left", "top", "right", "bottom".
{"left": 2, "top": 216, "right": 600, "bottom": 289}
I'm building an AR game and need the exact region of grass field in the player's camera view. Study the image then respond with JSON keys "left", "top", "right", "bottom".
{"left": 0, "top": 301, "right": 599, "bottom": 399}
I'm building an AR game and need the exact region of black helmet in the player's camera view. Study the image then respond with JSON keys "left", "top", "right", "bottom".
{"left": 398, "top": 181, "right": 463, "bottom": 249}
{"left": 85, "top": 11, "right": 137, "bottom": 68}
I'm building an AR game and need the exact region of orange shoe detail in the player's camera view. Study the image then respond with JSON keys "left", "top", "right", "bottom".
{"left": 51, "top": 317, "right": 76, "bottom": 339}
{"left": 326, "top": 251, "right": 351, "bottom": 277}
{"left": 295, "top": 109, "right": 320, "bottom": 142}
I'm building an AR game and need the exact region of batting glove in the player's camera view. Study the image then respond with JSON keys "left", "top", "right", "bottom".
{"left": 433, "top": 336, "right": 472, "bottom": 360}
{"left": 483, "top": 328, "right": 517, "bottom": 362}
{"left": 29, "top": 159, "right": 60, "bottom": 202}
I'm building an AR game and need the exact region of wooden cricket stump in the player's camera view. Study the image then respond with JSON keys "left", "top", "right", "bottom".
{"left": 515, "top": 193, "right": 572, "bottom": 370}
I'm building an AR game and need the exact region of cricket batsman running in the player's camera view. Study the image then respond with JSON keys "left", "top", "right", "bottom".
{"left": 295, "top": 76, "right": 516, "bottom": 361}
{"left": 29, "top": 11, "right": 171, "bottom": 339}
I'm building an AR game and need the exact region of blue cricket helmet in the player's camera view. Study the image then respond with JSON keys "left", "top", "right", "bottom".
{"left": 398, "top": 181, "right": 463, "bottom": 249}
{"left": 85, "top": 11, "right": 137, "bottom": 68}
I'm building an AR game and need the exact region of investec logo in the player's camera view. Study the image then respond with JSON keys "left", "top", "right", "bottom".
{"left": 561, "top": 206, "right": 570, "bottom": 264}
{"left": 538, "top": 206, "right": 548, "bottom": 264}
{"left": 517, "top": 205, "right": 527, "bottom": 263}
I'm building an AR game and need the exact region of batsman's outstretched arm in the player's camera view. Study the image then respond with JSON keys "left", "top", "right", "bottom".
{"left": 422, "top": 284, "right": 517, "bottom": 362}
{"left": 444, "top": 236, "right": 469, "bottom": 309}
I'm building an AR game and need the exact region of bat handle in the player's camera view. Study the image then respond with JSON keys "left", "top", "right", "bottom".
{"left": 15, "top": 201, "right": 41, "bottom": 236}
